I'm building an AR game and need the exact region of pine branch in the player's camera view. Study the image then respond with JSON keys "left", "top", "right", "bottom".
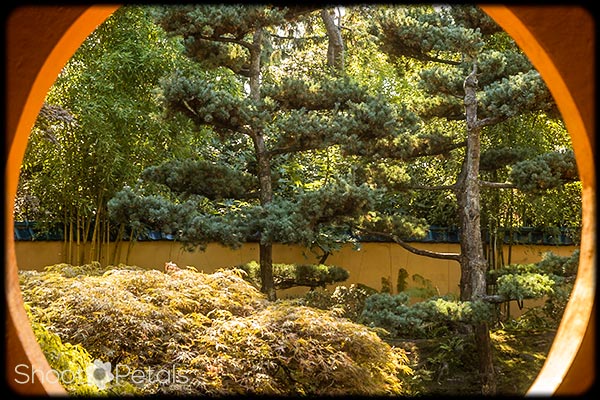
{"left": 475, "top": 115, "right": 508, "bottom": 129}
{"left": 268, "top": 142, "right": 330, "bottom": 156}
{"left": 405, "top": 139, "right": 467, "bottom": 160}
{"left": 479, "top": 294, "right": 508, "bottom": 303}
{"left": 270, "top": 33, "right": 325, "bottom": 41}
{"left": 358, "top": 228, "right": 461, "bottom": 262}
{"left": 420, "top": 54, "right": 462, "bottom": 66}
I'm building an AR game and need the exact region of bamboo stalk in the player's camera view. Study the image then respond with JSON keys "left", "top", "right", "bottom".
{"left": 89, "top": 205, "right": 100, "bottom": 263}
{"left": 63, "top": 208, "right": 68, "bottom": 263}
{"left": 111, "top": 223, "right": 125, "bottom": 265}
{"left": 76, "top": 209, "right": 81, "bottom": 265}
{"left": 68, "top": 217, "right": 73, "bottom": 264}
{"left": 104, "top": 217, "right": 109, "bottom": 266}
{"left": 82, "top": 212, "right": 93, "bottom": 264}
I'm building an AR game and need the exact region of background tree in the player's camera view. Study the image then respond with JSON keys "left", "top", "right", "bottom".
{"left": 15, "top": 6, "right": 199, "bottom": 265}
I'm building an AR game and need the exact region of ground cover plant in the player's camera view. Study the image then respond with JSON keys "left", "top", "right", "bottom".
{"left": 20, "top": 262, "right": 412, "bottom": 396}
{"left": 21, "top": 249, "right": 573, "bottom": 396}
{"left": 299, "top": 291, "right": 558, "bottom": 396}
{"left": 383, "top": 326, "right": 555, "bottom": 396}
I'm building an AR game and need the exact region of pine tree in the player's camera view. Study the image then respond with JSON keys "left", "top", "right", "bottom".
{"left": 366, "top": 4, "right": 575, "bottom": 394}
{"left": 108, "top": 5, "right": 426, "bottom": 300}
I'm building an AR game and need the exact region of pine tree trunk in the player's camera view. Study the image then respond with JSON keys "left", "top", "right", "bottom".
{"left": 474, "top": 322, "right": 496, "bottom": 394}
{"left": 321, "top": 8, "right": 344, "bottom": 71}
{"left": 259, "top": 243, "right": 275, "bottom": 300}
{"left": 248, "top": 28, "right": 276, "bottom": 301}
{"left": 253, "top": 129, "right": 276, "bottom": 301}
{"left": 458, "top": 63, "right": 496, "bottom": 395}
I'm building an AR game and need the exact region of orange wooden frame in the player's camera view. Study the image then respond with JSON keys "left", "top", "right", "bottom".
{"left": 4, "top": 5, "right": 595, "bottom": 395}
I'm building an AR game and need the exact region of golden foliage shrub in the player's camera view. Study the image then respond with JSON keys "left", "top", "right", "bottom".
{"left": 20, "top": 263, "right": 412, "bottom": 395}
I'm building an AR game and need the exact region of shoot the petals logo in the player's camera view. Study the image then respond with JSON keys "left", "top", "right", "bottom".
{"left": 86, "top": 359, "right": 114, "bottom": 389}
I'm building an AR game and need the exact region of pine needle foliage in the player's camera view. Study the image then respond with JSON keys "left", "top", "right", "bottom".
{"left": 20, "top": 263, "right": 413, "bottom": 395}
{"left": 510, "top": 150, "right": 578, "bottom": 192}
{"left": 489, "top": 251, "right": 578, "bottom": 328}
{"left": 361, "top": 293, "right": 493, "bottom": 339}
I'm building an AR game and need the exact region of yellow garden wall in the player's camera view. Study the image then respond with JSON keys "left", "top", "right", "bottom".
{"left": 15, "top": 240, "right": 577, "bottom": 316}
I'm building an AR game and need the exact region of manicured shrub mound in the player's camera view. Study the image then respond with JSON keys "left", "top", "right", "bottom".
{"left": 234, "top": 260, "right": 350, "bottom": 289}
{"left": 189, "top": 303, "right": 411, "bottom": 395}
{"left": 20, "top": 262, "right": 412, "bottom": 395}
{"left": 361, "top": 293, "right": 493, "bottom": 338}
{"left": 24, "top": 304, "right": 100, "bottom": 395}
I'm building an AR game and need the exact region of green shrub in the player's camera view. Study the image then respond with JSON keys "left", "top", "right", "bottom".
{"left": 536, "top": 250, "right": 579, "bottom": 276}
{"left": 303, "top": 283, "right": 378, "bottom": 322}
{"left": 234, "top": 260, "right": 349, "bottom": 289}
{"left": 20, "top": 263, "right": 412, "bottom": 396}
{"left": 22, "top": 303, "right": 140, "bottom": 395}
{"left": 403, "top": 273, "right": 439, "bottom": 300}
{"left": 496, "top": 273, "right": 555, "bottom": 301}
{"left": 190, "top": 302, "right": 412, "bottom": 395}
{"left": 489, "top": 250, "right": 578, "bottom": 329}
{"left": 23, "top": 305, "right": 101, "bottom": 395}
{"left": 361, "top": 293, "right": 493, "bottom": 338}
{"left": 488, "top": 251, "right": 579, "bottom": 281}
{"left": 396, "top": 268, "right": 410, "bottom": 292}
{"left": 542, "top": 281, "right": 573, "bottom": 324}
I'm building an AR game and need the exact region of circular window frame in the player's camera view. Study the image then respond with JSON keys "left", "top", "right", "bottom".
{"left": 4, "top": 5, "right": 595, "bottom": 396}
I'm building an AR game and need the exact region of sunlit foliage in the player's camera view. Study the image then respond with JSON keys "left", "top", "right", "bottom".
{"left": 21, "top": 263, "right": 413, "bottom": 395}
